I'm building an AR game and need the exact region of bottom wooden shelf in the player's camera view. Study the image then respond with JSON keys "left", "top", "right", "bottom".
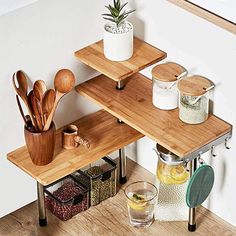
{"left": 7, "top": 110, "right": 143, "bottom": 186}
{"left": 1, "top": 159, "right": 236, "bottom": 235}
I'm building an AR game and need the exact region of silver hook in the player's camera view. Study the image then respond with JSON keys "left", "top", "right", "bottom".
{"left": 225, "top": 138, "right": 231, "bottom": 149}
{"left": 211, "top": 146, "right": 217, "bottom": 157}
{"left": 184, "top": 161, "right": 190, "bottom": 172}
{"left": 198, "top": 153, "right": 205, "bottom": 165}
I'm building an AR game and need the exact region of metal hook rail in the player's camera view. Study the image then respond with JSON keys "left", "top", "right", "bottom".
{"left": 185, "top": 130, "right": 232, "bottom": 232}
{"left": 183, "top": 131, "right": 232, "bottom": 163}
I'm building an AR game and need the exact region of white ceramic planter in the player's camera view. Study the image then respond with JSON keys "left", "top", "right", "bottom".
{"left": 103, "top": 21, "right": 133, "bottom": 61}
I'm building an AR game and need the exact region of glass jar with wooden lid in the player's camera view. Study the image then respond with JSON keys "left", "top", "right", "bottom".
{"left": 177, "top": 76, "right": 214, "bottom": 124}
{"left": 152, "top": 62, "right": 187, "bottom": 110}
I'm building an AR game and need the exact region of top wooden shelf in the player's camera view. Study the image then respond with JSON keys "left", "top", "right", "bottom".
{"left": 76, "top": 73, "right": 232, "bottom": 158}
{"left": 74, "top": 37, "right": 167, "bottom": 82}
{"left": 7, "top": 110, "right": 143, "bottom": 186}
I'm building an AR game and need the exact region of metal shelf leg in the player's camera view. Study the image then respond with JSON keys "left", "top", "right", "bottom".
{"left": 119, "top": 148, "right": 127, "bottom": 184}
{"left": 37, "top": 182, "right": 47, "bottom": 226}
{"left": 188, "top": 158, "right": 197, "bottom": 232}
{"left": 116, "top": 80, "right": 125, "bottom": 90}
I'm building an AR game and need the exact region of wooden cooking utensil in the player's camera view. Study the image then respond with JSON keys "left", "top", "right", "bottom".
{"left": 25, "top": 115, "right": 34, "bottom": 132}
{"left": 43, "top": 69, "right": 75, "bottom": 131}
{"left": 12, "top": 71, "right": 37, "bottom": 130}
{"left": 33, "top": 80, "right": 47, "bottom": 125}
{"left": 42, "top": 89, "right": 56, "bottom": 122}
{"left": 28, "top": 91, "right": 41, "bottom": 131}
{"left": 16, "top": 95, "right": 30, "bottom": 128}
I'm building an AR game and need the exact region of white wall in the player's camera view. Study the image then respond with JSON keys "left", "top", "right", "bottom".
{"left": 0, "top": 0, "right": 236, "bottom": 228}
{"left": 0, "top": 0, "right": 102, "bottom": 217}
{"left": 0, "top": 0, "right": 39, "bottom": 16}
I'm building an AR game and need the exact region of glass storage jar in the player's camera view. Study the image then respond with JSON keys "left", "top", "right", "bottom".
{"left": 73, "top": 156, "right": 117, "bottom": 206}
{"left": 44, "top": 175, "right": 89, "bottom": 221}
{"left": 178, "top": 76, "right": 214, "bottom": 124}
{"left": 152, "top": 62, "right": 187, "bottom": 110}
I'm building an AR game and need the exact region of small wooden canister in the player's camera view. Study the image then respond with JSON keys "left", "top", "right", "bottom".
{"left": 62, "top": 125, "right": 89, "bottom": 150}
{"left": 24, "top": 122, "right": 56, "bottom": 166}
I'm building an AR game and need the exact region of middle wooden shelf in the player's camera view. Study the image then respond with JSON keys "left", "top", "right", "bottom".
{"left": 76, "top": 73, "right": 232, "bottom": 159}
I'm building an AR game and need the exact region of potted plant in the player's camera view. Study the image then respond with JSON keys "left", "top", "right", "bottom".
{"left": 102, "top": 0, "right": 135, "bottom": 61}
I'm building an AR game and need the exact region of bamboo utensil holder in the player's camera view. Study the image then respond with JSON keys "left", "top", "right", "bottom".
{"left": 24, "top": 123, "right": 56, "bottom": 166}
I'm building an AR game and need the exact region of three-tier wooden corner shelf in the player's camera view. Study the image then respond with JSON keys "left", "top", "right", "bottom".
{"left": 7, "top": 36, "right": 232, "bottom": 231}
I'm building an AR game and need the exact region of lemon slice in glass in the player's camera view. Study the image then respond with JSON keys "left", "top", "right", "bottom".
{"left": 127, "top": 194, "right": 148, "bottom": 211}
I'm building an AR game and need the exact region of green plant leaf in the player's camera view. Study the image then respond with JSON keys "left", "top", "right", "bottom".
{"left": 102, "top": 13, "right": 114, "bottom": 17}
{"left": 117, "top": 14, "right": 128, "bottom": 26}
{"left": 117, "top": 0, "right": 121, "bottom": 10}
{"left": 123, "top": 9, "right": 136, "bottom": 16}
{"left": 103, "top": 17, "right": 116, "bottom": 23}
{"left": 104, "top": 0, "right": 135, "bottom": 25}
{"left": 120, "top": 2, "right": 128, "bottom": 12}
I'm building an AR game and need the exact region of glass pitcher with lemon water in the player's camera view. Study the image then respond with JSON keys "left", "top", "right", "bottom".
{"left": 154, "top": 144, "right": 189, "bottom": 221}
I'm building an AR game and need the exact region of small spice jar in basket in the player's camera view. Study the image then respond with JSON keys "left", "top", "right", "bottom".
{"left": 152, "top": 62, "right": 187, "bottom": 110}
{"left": 73, "top": 156, "right": 117, "bottom": 206}
{"left": 44, "top": 175, "right": 89, "bottom": 221}
{"left": 177, "top": 76, "right": 214, "bottom": 124}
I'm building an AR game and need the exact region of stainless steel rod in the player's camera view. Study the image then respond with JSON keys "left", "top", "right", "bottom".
{"left": 37, "top": 182, "right": 47, "bottom": 226}
{"left": 188, "top": 157, "right": 197, "bottom": 232}
{"left": 119, "top": 147, "right": 127, "bottom": 184}
{"left": 116, "top": 80, "right": 124, "bottom": 90}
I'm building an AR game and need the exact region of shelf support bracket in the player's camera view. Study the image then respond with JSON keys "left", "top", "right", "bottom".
{"left": 116, "top": 80, "right": 127, "bottom": 184}
{"left": 116, "top": 80, "right": 125, "bottom": 90}
{"left": 37, "top": 182, "right": 47, "bottom": 226}
{"left": 119, "top": 148, "right": 127, "bottom": 184}
{"left": 188, "top": 157, "right": 197, "bottom": 232}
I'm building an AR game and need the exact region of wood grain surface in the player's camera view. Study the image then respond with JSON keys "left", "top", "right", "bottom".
{"left": 152, "top": 62, "right": 186, "bottom": 82}
{"left": 178, "top": 75, "right": 213, "bottom": 96}
{"left": 74, "top": 37, "right": 167, "bottom": 82}
{"left": 1, "top": 159, "right": 236, "bottom": 236}
{"left": 24, "top": 122, "right": 56, "bottom": 166}
{"left": 76, "top": 73, "right": 232, "bottom": 158}
{"left": 7, "top": 110, "right": 143, "bottom": 186}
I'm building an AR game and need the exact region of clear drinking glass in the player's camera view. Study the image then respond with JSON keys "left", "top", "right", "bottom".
{"left": 124, "top": 181, "right": 158, "bottom": 227}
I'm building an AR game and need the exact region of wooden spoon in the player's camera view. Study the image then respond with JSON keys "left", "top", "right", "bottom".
{"left": 42, "top": 89, "right": 56, "bottom": 122}
{"left": 12, "top": 71, "right": 37, "bottom": 129}
{"left": 25, "top": 115, "right": 34, "bottom": 132}
{"left": 43, "top": 69, "right": 75, "bottom": 131}
{"left": 16, "top": 95, "right": 31, "bottom": 129}
{"left": 28, "top": 91, "right": 42, "bottom": 131}
{"left": 33, "top": 80, "right": 47, "bottom": 124}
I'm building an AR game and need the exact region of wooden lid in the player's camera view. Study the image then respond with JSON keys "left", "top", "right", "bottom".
{"left": 152, "top": 62, "right": 186, "bottom": 82}
{"left": 178, "top": 76, "right": 214, "bottom": 96}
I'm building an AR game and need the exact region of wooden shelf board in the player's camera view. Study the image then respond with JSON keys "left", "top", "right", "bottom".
{"left": 168, "top": 0, "right": 236, "bottom": 35}
{"left": 7, "top": 110, "right": 143, "bottom": 186}
{"left": 74, "top": 37, "right": 167, "bottom": 82}
{"left": 76, "top": 73, "right": 232, "bottom": 158}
